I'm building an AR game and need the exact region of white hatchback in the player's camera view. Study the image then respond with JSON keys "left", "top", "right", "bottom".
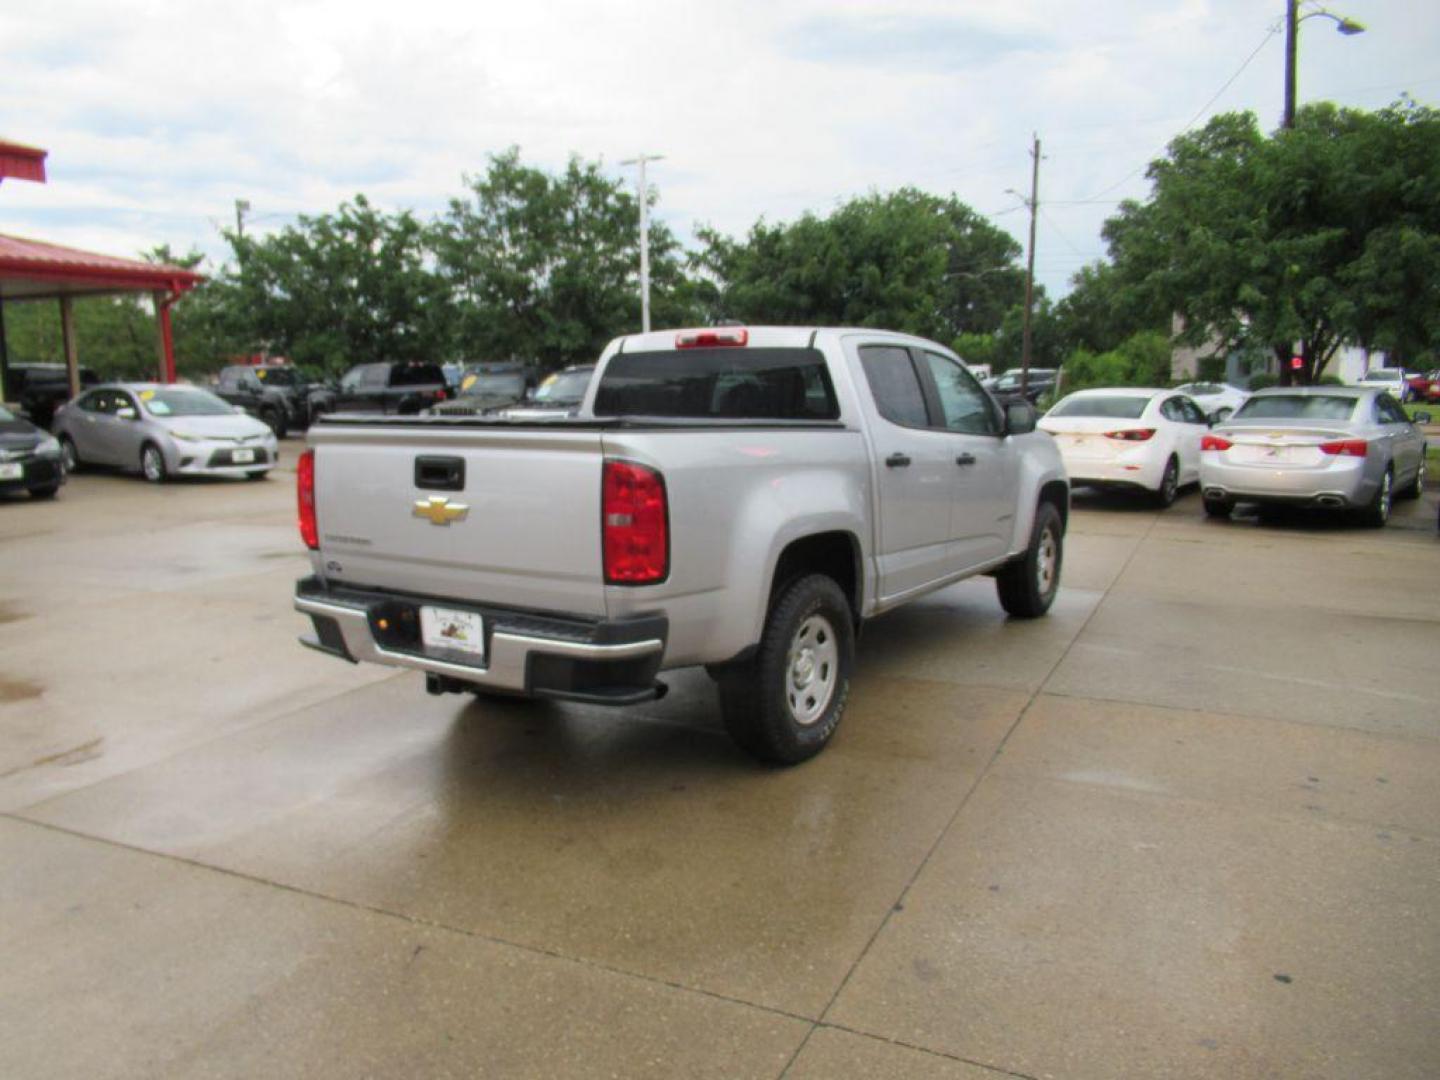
{"left": 1039, "top": 388, "right": 1210, "bottom": 506}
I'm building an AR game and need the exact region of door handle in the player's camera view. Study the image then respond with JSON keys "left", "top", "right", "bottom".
{"left": 955, "top": 453, "right": 977, "bottom": 466}
{"left": 885, "top": 453, "right": 912, "bottom": 468}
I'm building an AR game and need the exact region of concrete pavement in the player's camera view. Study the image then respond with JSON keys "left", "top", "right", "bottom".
{"left": 1, "top": 455, "right": 1437, "bottom": 1078}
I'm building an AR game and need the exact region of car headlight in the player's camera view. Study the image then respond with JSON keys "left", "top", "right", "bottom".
{"left": 35, "top": 435, "right": 61, "bottom": 458}
{"left": 170, "top": 430, "right": 205, "bottom": 443}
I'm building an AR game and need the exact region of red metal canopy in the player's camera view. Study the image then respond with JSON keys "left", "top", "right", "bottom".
{"left": 0, "top": 140, "right": 47, "bottom": 184}
{"left": 0, "top": 233, "right": 202, "bottom": 301}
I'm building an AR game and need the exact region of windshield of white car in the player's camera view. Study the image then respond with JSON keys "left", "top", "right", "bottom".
{"left": 0, "top": 406, "right": 17, "bottom": 422}
{"left": 1359, "top": 370, "right": 1400, "bottom": 381}
{"left": 1047, "top": 395, "right": 1149, "bottom": 419}
{"left": 141, "top": 389, "right": 235, "bottom": 417}
{"left": 462, "top": 373, "right": 527, "bottom": 398}
{"left": 1232, "top": 395, "right": 1358, "bottom": 421}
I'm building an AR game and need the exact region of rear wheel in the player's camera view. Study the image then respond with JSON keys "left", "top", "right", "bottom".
{"left": 1360, "top": 466, "right": 1393, "bottom": 527}
{"left": 245, "top": 470, "right": 269, "bottom": 481}
{"left": 1203, "top": 495, "right": 1234, "bottom": 519}
{"left": 140, "top": 442, "right": 167, "bottom": 484}
{"left": 29, "top": 485, "right": 59, "bottom": 499}
{"left": 1154, "top": 455, "right": 1180, "bottom": 507}
{"left": 996, "top": 501, "right": 1063, "bottom": 618}
{"left": 717, "top": 574, "right": 854, "bottom": 765}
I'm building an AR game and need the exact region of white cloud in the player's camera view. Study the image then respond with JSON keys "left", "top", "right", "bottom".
{"left": 1, "top": 0, "right": 1435, "bottom": 301}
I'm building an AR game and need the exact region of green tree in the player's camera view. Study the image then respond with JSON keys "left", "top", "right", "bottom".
{"left": 1053, "top": 259, "right": 1169, "bottom": 355}
{"left": 225, "top": 195, "right": 451, "bottom": 376}
{"left": 1104, "top": 102, "right": 1440, "bottom": 384}
{"left": 432, "top": 148, "right": 692, "bottom": 370}
{"left": 697, "top": 188, "right": 1024, "bottom": 341}
{"left": 2, "top": 295, "right": 155, "bottom": 379}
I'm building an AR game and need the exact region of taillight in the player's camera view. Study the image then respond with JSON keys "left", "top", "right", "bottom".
{"left": 1104, "top": 428, "right": 1156, "bottom": 442}
{"left": 1200, "top": 434, "right": 1233, "bottom": 451}
{"left": 298, "top": 449, "right": 318, "bottom": 550}
{"left": 603, "top": 460, "right": 667, "bottom": 585}
{"left": 676, "top": 328, "right": 748, "bottom": 349}
{"left": 434, "top": 389, "right": 447, "bottom": 401}
{"left": 1319, "top": 438, "right": 1368, "bottom": 457}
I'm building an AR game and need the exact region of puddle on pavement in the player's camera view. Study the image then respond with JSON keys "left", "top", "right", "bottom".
{"left": 0, "top": 675, "right": 43, "bottom": 703}
{"left": 0, "top": 602, "right": 31, "bottom": 626}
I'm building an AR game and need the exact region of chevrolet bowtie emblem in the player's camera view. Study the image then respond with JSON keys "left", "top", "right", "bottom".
{"left": 412, "top": 496, "right": 469, "bottom": 526}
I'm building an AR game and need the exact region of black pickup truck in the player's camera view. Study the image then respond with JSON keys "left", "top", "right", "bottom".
{"left": 213, "top": 364, "right": 330, "bottom": 437}
{"left": 5, "top": 363, "right": 100, "bottom": 429}
{"left": 330, "top": 362, "right": 449, "bottom": 415}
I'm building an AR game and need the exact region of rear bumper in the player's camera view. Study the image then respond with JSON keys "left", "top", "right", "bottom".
{"left": 1199, "top": 455, "right": 1371, "bottom": 508}
{"left": 294, "top": 576, "right": 667, "bottom": 705}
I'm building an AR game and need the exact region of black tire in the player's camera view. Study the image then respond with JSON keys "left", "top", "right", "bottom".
{"left": 996, "top": 501, "right": 1063, "bottom": 618}
{"left": 1203, "top": 495, "right": 1234, "bottom": 519}
{"left": 260, "top": 407, "right": 287, "bottom": 439}
{"left": 1397, "top": 461, "right": 1425, "bottom": 500}
{"left": 717, "top": 574, "right": 854, "bottom": 765}
{"left": 29, "top": 485, "right": 59, "bottom": 499}
{"left": 1154, "top": 455, "right": 1180, "bottom": 508}
{"left": 59, "top": 435, "right": 82, "bottom": 473}
{"left": 1360, "top": 466, "right": 1393, "bottom": 527}
{"left": 140, "top": 442, "right": 167, "bottom": 484}
{"left": 245, "top": 470, "right": 269, "bottom": 481}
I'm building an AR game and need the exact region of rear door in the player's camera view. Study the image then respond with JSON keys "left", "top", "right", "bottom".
{"left": 310, "top": 425, "right": 609, "bottom": 616}
{"left": 856, "top": 344, "right": 958, "bottom": 600}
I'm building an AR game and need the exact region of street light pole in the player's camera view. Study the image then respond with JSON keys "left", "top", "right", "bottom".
{"left": 620, "top": 154, "right": 665, "bottom": 333}
{"left": 1283, "top": 1, "right": 1366, "bottom": 130}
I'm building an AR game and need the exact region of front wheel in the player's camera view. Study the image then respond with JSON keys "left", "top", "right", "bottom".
{"left": 245, "top": 470, "right": 269, "bottom": 482}
{"left": 717, "top": 574, "right": 854, "bottom": 765}
{"left": 1360, "top": 467, "right": 1393, "bottom": 527}
{"left": 996, "top": 501, "right": 1063, "bottom": 618}
{"left": 29, "top": 485, "right": 59, "bottom": 500}
{"left": 261, "top": 407, "right": 287, "bottom": 439}
{"left": 140, "top": 442, "right": 168, "bottom": 484}
{"left": 59, "top": 435, "right": 81, "bottom": 474}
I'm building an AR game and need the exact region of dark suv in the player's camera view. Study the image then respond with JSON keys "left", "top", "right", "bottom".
{"left": 331, "top": 362, "right": 449, "bottom": 415}
{"left": 214, "top": 364, "right": 332, "bottom": 437}
{"left": 5, "top": 363, "right": 100, "bottom": 429}
{"left": 987, "top": 368, "right": 1058, "bottom": 404}
{"left": 429, "top": 362, "right": 536, "bottom": 416}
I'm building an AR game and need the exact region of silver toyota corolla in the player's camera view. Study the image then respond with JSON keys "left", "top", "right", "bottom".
{"left": 1199, "top": 386, "right": 1428, "bottom": 525}
{"left": 53, "top": 383, "right": 279, "bottom": 482}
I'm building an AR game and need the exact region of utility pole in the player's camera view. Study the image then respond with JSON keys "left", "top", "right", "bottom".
{"left": 620, "top": 154, "right": 664, "bottom": 333}
{"left": 1019, "top": 133, "right": 1041, "bottom": 397}
{"left": 234, "top": 198, "right": 251, "bottom": 239}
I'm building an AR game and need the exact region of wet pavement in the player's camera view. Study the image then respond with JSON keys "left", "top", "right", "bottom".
{"left": 2, "top": 453, "right": 1438, "bottom": 1079}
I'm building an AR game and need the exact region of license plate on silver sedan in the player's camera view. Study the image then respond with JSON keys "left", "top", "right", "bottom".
{"left": 420, "top": 606, "right": 485, "bottom": 657}
{"left": 232, "top": 448, "right": 255, "bottom": 464}
{"left": 0, "top": 463, "right": 21, "bottom": 480}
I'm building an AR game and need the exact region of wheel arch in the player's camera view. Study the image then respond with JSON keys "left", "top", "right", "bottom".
{"left": 767, "top": 530, "right": 863, "bottom": 628}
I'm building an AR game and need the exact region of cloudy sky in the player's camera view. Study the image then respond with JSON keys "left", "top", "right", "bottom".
{"left": 2, "top": 0, "right": 1436, "bottom": 299}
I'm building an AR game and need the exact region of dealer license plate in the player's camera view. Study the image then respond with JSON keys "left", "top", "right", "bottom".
{"left": 0, "top": 463, "right": 21, "bottom": 480}
{"left": 232, "top": 448, "right": 255, "bottom": 464}
{"left": 420, "top": 606, "right": 485, "bottom": 657}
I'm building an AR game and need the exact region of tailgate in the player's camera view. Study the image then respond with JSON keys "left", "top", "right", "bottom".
{"left": 309, "top": 424, "right": 607, "bottom": 616}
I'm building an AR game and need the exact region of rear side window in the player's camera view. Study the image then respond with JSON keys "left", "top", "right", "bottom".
{"left": 1048, "top": 395, "right": 1150, "bottom": 419}
{"left": 593, "top": 348, "right": 838, "bottom": 420}
{"left": 1233, "top": 395, "right": 1357, "bottom": 421}
{"left": 859, "top": 345, "right": 929, "bottom": 428}
{"left": 389, "top": 364, "right": 445, "bottom": 387}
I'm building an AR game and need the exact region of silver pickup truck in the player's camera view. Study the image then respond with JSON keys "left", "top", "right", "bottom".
{"left": 295, "top": 327, "right": 1068, "bottom": 763}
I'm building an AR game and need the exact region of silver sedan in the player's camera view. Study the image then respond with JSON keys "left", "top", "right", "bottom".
{"left": 54, "top": 383, "right": 279, "bottom": 482}
{"left": 1199, "top": 386, "right": 1428, "bottom": 525}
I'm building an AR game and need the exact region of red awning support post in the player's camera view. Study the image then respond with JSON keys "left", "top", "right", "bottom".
{"left": 153, "top": 290, "right": 178, "bottom": 383}
{"left": 59, "top": 295, "right": 79, "bottom": 398}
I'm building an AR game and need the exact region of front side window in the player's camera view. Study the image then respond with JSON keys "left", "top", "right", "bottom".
{"left": 858, "top": 345, "right": 928, "bottom": 428}
{"left": 79, "top": 391, "right": 112, "bottom": 414}
{"left": 922, "top": 352, "right": 998, "bottom": 435}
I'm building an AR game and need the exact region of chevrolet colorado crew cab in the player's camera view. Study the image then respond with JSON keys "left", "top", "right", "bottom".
{"left": 294, "top": 327, "right": 1068, "bottom": 763}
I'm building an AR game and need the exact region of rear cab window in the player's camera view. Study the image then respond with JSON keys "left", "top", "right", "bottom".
{"left": 593, "top": 348, "right": 838, "bottom": 420}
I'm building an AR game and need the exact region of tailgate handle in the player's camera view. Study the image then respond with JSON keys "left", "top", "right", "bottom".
{"left": 414, "top": 455, "right": 465, "bottom": 491}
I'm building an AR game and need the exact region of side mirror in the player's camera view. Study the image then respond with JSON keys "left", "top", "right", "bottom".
{"left": 116, "top": 407, "right": 138, "bottom": 420}
{"left": 1414, "top": 410, "right": 1432, "bottom": 424}
{"left": 1005, "top": 400, "right": 1037, "bottom": 435}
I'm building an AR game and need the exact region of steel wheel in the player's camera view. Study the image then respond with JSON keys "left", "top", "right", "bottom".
{"left": 141, "top": 443, "right": 167, "bottom": 483}
{"left": 1035, "top": 521, "right": 1059, "bottom": 596}
{"left": 785, "top": 613, "right": 839, "bottom": 727}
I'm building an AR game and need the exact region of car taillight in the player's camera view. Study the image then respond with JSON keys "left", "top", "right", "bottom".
{"left": 1200, "top": 434, "right": 1233, "bottom": 451}
{"left": 298, "top": 449, "right": 318, "bottom": 550}
{"left": 1104, "top": 428, "right": 1156, "bottom": 442}
{"left": 676, "top": 328, "right": 748, "bottom": 349}
{"left": 434, "top": 389, "right": 447, "bottom": 401}
{"left": 603, "top": 460, "right": 667, "bottom": 585}
{"left": 1319, "top": 438, "right": 1368, "bottom": 457}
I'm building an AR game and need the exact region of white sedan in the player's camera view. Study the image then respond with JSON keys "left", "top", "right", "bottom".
{"left": 1174, "top": 381, "right": 1249, "bottom": 421}
{"left": 1039, "top": 388, "right": 1210, "bottom": 506}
